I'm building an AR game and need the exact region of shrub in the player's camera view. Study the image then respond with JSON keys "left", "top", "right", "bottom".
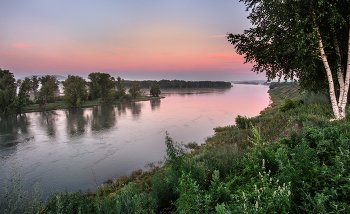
{"left": 235, "top": 115, "right": 253, "bottom": 129}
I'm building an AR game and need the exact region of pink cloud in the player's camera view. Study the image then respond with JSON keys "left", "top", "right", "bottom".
{"left": 14, "top": 44, "right": 35, "bottom": 48}
{"left": 210, "top": 35, "right": 228, "bottom": 38}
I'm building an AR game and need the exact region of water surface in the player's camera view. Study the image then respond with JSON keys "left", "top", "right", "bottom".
{"left": 0, "top": 84, "right": 270, "bottom": 198}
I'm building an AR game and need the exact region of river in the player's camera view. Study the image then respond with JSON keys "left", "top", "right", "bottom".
{"left": 0, "top": 84, "right": 270, "bottom": 199}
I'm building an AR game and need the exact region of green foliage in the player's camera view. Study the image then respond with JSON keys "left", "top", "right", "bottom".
{"left": 0, "top": 69, "right": 17, "bottom": 115}
{"left": 279, "top": 99, "right": 303, "bottom": 112}
{"left": 36, "top": 75, "right": 59, "bottom": 111}
{"left": 150, "top": 84, "right": 161, "bottom": 97}
{"left": 128, "top": 81, "right": 142, "bottom": 99}
{"left": 88, "top": 72, "right": 101, "bottom": 102}
{"left": 228, "top": 0, "right": 350, "bottom": 93}
{"left": 63, "top": 75, "right": 88, "bottom": 108}
{"left": 1, "top": 161, "right": 44, "bottom": 214}
{"left": 235, "top": 115, "right": 253, "bottom": 129}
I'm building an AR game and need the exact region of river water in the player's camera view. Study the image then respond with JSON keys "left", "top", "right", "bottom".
{"left": 0, "top": 84, "right": 270, "bottom": 199}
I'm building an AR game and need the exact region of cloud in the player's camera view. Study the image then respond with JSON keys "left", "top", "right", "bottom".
{"left": 210, "top": 35, "right": 228, "bottom": 38}
{"left": 14, "top": 44, "right": 35, "bottom": 48}
{"left": 116, "top": 48, "right": 137, "bottom": 51}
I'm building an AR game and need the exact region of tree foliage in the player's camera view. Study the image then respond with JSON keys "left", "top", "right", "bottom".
{"left": 30, "top": 76, "right": 39, "bottom": 98}
{"left": 228, "top": 0, "right": 350, "bottom": 119}
{"left": 0, "top": 69, "right": 17, "bottom": 114}
{"left": 63, "top": 75, "right": 88, "bottom": 108}
{"left": 36, "top": 75, "right": 59, "bottom": 111}
{"left": 128, "top": 81, "right": 142, "bottom": 99}
{"left": 88, "top": 72, "right": 101, "bottom": 103}
{"left": 16, "top": 78, "right": 32, "bottom": 113}
{"left": 150, "top": 84, "right": 161, "bottom": 97}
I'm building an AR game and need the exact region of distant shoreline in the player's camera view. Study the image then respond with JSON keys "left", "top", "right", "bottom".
{"left": 22, "top": 96, "right": 164, "bottom": 114}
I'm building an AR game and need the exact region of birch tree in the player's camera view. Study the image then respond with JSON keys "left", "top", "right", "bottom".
{"left": 228, "top": 0, "right": 350, "bottom": 119}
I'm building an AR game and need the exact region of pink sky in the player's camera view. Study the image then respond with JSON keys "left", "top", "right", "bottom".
{"left": 0, "top": 0, "right": 266, "bottom": 81}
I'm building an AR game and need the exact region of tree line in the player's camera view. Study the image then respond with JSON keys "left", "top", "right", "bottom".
{"left": 0, "top": 69, "right": 162, "bottom": 115}
{"left": 123, "top": 79, "right": 232, "bottom": 89}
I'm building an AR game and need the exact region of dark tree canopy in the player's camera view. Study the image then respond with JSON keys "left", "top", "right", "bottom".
{"left": 150, "top": 84, "right": 161, "bottom": 97}
{"left": 0, "top": 69, "right": 17, "bottom": 114}
{"left": 228, "top": 0, "right": 350, "bottom": 119}
{"left": 63, "top": 75, "right": 88, "bottom": 108}
{"left": 36, "top": 75, "right": 59, "bottom": 110}
{"left": 129, "top": 81, "right": 142, "bottom": 99}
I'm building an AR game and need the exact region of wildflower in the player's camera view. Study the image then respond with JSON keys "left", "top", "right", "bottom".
{"left": 288, "top": 190, "right": 291, "bottom": 196}
{"left": 273, "top": 191, "right": 276, "bottom": 197}
{"left": 244, "top": 203, "right": 246, "bottom": 210}
{"left": 243, "top": 192, "right": 245, "bottom": 199}
{"left": 255, "top": 185, "right": 257, "bottom": 191}
{"left": 255, "top": 201, "right": 259, "bottom": 209}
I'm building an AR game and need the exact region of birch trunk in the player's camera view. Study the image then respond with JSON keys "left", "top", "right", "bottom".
{"left": 333, "top": 35, "right": 345, "bottom": 107}
{"left": 317, "top": 29, "right": 341, "bottom": 119}
{"left": 339, "top": 17, "right": 350, "bottom": 119}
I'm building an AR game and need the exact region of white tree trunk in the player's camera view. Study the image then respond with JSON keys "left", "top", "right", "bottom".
{"left": 339, "top": 17, "right": 350, "bottom": 119}
{"left": 317, "top": 29, "right": 342, "bottom": 119}
{"left": 333, "top": 36, "right": 345, "bottom": 107}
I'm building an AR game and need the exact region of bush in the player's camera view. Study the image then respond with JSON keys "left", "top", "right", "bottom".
{"left": 235, "top": 115, "right": 253, "bottom": 129}
{"left": 279, "top": 99, "right": 303, "bottom": 112}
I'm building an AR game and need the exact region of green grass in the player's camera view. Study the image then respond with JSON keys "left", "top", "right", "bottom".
{"left": 3, "top": 83, "right": 350, "bottom": 213}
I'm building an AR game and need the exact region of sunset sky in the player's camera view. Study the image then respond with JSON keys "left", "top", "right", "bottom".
{"left": 0, "top": 0, "right": 266, "bottom": 81}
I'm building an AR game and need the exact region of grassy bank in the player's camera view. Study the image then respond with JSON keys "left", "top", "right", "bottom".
{"left": 2, "top": 83, "right": 350, "bottom": 213}
{"left": 22, "top": 96, "right": 163, "bottom": 113}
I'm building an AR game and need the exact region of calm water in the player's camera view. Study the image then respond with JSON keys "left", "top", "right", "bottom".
{"left": 0, "top": 84, "right": 270, "bottom": 199}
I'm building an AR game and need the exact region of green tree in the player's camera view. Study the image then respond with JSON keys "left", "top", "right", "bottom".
{"left": 16, "top": 77, "right": 32, "bottom": 112}
{"left": 228, "top": 0, "right": 350, "bottom": 119}
{"left": 0, "top": 69, "right": 17, "bottom": 114}
{"left": 30, "top": 76, "right": 39, "bottom": 98}
{"left": 63, "top": 75, "right": 88, "bottom": 108}
{"left": 150, "top": 84, "right": 161, "bottom": 97}
{"left": 99, "top": 73, "right": 115, "bottom": 102}
{"left": 128, "top": 81, "right": 142, "bottom": 99}
{"left": 88, "top": 72, "right": 101, "bottom": 104}
{"left": 36, "top": 75, "right": 59, "bottom": 111}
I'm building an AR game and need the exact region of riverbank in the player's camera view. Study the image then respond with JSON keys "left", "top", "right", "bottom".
{"left": 22, "top": 96, "right": 164, "bottom": 113}
{"left": 3, "top": 83, "right": 350, "bottom": 213}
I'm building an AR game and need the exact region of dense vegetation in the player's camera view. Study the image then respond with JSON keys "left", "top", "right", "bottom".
{"left": 228, "top": 0, "right": 350, "bottom": 120}
{"left": 123, "top": 80, "right": 232, "bottom": 89}
{"left": 3, "top": 83, "right": 350, "bottom": 213}
{"left": 0, "top": 70, "right": 161, "bottom": 115}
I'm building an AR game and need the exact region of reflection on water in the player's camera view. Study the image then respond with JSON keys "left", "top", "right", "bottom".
{"left": 39, "top": 112, "right": 58, "bottom": 138}
{"left": 90, "top": 105, "right": 117, "bottom": 131}
{"left": 150, "top": 100, "right": 161, "bottom": 111}
{"left": 0, "top": 84, "right": 270, "bottom": 199}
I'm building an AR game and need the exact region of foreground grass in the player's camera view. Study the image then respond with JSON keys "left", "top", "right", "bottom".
{"left": 2, "top": 83, "right": 350, "bottom": 213}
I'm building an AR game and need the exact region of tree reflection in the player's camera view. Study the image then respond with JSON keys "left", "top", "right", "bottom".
{"left": 0, "top": 114, "right": 31, "bottom": 148}
{"left": 128, "top": 102, "right": 142, "bottom": 120}
{"left": 150, "top": 99, "right": 161, "bottom": 111}
{"left": 116, "top": 103, "right": 127, "bottom": 116}
{"left": 91, "top": 105, "right": 117, "bottom": 131}
{"left": 38, "top": 111, "right": 57, "bottom": 138}
{"left": 66, "top": 109, "right": 88, "bottom": 136}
